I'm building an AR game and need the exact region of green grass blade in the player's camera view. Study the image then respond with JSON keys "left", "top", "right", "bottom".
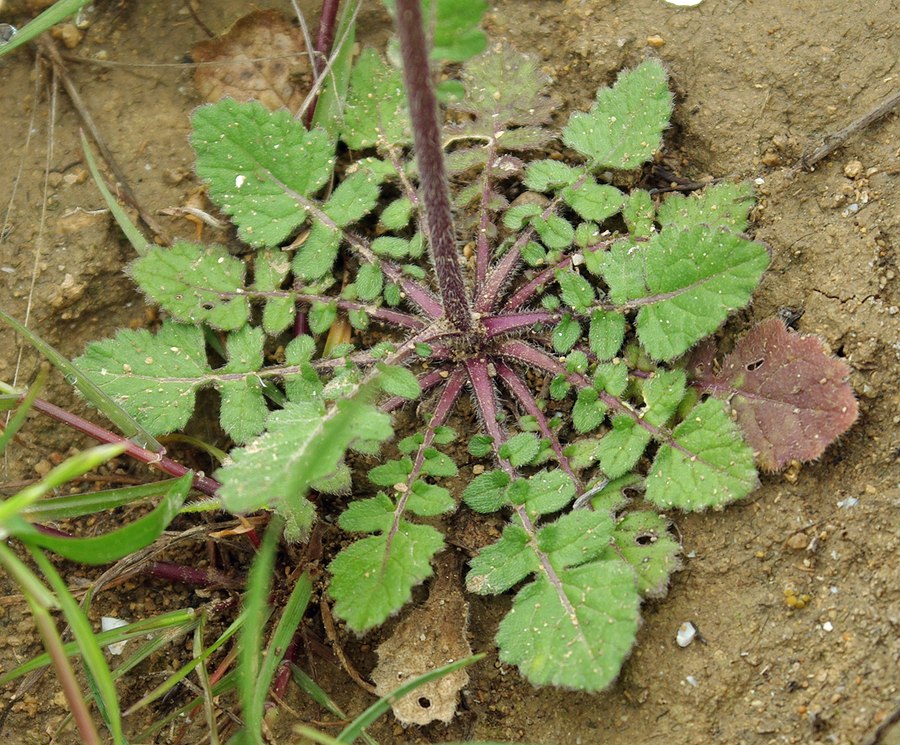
{"left": 0, "top": 0, "right": 91, "bottom": 57}
{"left": 0, "top": 443, "right": 125, "bottom": 526}
{"left": 80, "top": 131, "right": 151, "bottom": 256}
{"left": 290, "top": 667, "right": 379, "bottom": 745}
{"left": 193, "top": 613, "right": 222, "bottom": 745}
{"left": 238, "top": 517, "right": 282, "bottom": 744}
{"left": 123, "top": 608, "right": 245, "bottom": 715}
{"left": 8, "top": 472, "right": 191, "bottom": 564}
{"left": 0, "top": 365, "right": 47, "bottom": 454}
{"left": 110, "top": 615, "right": 200, "bottom": 681}
{"left": 0, "top": 308, "right": 161, "bottom": 451}
{"left": 338, "top": 654, "right": 485, "bottom": 743}
{"left": 23, "top": 478, "right": 185, "bottom": 520}
{"left": 0, "top": 607, "right": 199, "bottom": 685}
{"left": 250, "top": 573, "right": 313, "bottom": 730}
{"left": 29, "top": 546, "right": 125, "bottom": 745}
{"left": 1, "top": 544, "right": 104, "bottom": 744}
{"left": 135, "top": 670, "right": 238, "bottom": 741}
{"left": 294, "top": 728, "right": 343, "bottom": 745}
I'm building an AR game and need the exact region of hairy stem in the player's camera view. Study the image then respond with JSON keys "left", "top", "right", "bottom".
{"left": 383, "top": 367, "right": 465, "bottom": 560}
{"left": 395, "top": 0, "right": 471, "bottom": 332}
{"left": 494, "top": 361, "right": 580, "bottom": 488}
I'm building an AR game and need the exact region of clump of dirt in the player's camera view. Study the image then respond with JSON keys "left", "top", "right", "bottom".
{"left": 0, "top": 1, "right": 896, "bottom": 744}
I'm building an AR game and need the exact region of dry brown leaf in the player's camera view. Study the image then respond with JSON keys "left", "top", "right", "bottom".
{"left": 371, "top": 552, "right": 472, "bottom": 725}
{"left": 192, "top": 9, "right": 311, "bottom": 112}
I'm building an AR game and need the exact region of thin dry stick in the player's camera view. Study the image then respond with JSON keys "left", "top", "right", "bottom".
{"left": 35, "top": 36, "right": 171, "bottom": 244}
{"left": 794, "top": 89, "right": 900, "bottom": 172}
{"left": 318, "top": 596, "right": 377, "bottom": 696}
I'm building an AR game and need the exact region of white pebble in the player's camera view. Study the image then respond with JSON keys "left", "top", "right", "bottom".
{"left": 822, "top": 621, "right": 834, "bottom": 632}
{"left": 676, "top": 621, "right": 697, "bottom": 647}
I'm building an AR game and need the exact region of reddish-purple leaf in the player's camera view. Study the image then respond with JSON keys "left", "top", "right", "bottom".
{"left": 690, "top": 318, "right": 858, "bottom": 472}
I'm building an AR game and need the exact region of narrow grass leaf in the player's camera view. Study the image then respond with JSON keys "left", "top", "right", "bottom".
{"left": 10, "top": 473, "right": 191, "bottom": 564}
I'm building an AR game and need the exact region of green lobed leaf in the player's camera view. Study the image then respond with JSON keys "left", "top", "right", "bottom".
{"left": 601, "top": 226, "right": 770, "bottom": 361}
{"left": 323, "top": 168, "right": 383, "bottom": 227}
{"left": 76, "top": 322, "right": 210, "bottom": 436}
{"left": 407, "top": 481, "right": 455, "bottom": 516}
{"left": 356, "top": 263, "right": 384, "bottom": 301}
{"left": 573, "top": 387, "right": 606, "bottom": 434}
{"left": 589, "top": 309, "right": 626, "bottom": 360}
{"left": 217, "top": 389, "right": 392, "bottom": 539}
{"left": 192, "top": 99, "right": 334, "bottom": 247}
{"left": 342, "top": 48, "right": 410, "bottom": 149}
{"left": 380, "top": 197, "right": 414, "bottom": 230}
{"left": 641, "top": 369, "right": 686, "bottom": 427}
{"left": 308, "top": 301, "right": 337, "bottom": 335}
{"left": 596, "top": 416, "right": 652, "bottom": 479}
{"left": 561, "top": 180, "right": 625, "bottom": 222}
{"left": 293, "top": 221, "right": 341, "bottom": 281}
{"left": 646, "top": 398, "right": 757, "bottom": 510}
{"left": 552, "top": 314, "right": 581, "bottom": 354}
{"left": 327, "top": 522, "right": 444, "bottom": 631}
{"left": 593, "top": 361, "right": 628, "bottom": 396}
{"left": 499, "top": 433, "right": 540, "bottom": 468}
{"left": 504, "top": 202, "right": 544, "bottom": 231}
{"left": 372, "top": 236, "right": 412, "bottom": 259}
{"left": 537, "top": 509, "right": 614, "bottom": 570}
{"left": 523, "top": 469, "right": 577, "bottom": 517}
{"left": 463, "top": 470, "right": 511, "bottom": 512}
{"left": 533, "top": 214, "right": 574, "bottom": 249}
{"left": 254, "top": 248, "right": 295, "bottom": 335}
{"left": 562, "top": 59, "right": 672, "bottom": 171}
{"left": 338, "top": 493, "right": 394, "bottom": 533}
{"left": 376, "top": 363, "right": 421, "bottom": 400}
{"left": 130, "top": 243, "right": 249, "bottom": 330}
{"left": 622, "top": 189, "right": 655, "bottom": 238}
{"left": 369, "top": 457, "right": 413, "bottom": 487}
{"left": 468, "top": 434, "right": 494, "bottom": 457}
{"left": 496, "top": 560, "right": 640, "bottom": 691}
{"left": 603, "top": 511, "right": 681, "bottom": 598}
{"left": 524, "top": 160, "right": 581, "bottom": 191}
{"left": 657, "top": 182, "right": 755, "bottom": 234}
{"left": 556, "top": 269, "right": 595, "bottom": 313}
{"left": 420, "top": 448, "right": 458, "bottom": 477}
{"left": 466, "top": 524, "right": 538, "bottom": 594}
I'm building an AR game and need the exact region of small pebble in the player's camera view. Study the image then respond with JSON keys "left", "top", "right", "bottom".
{"left": 822, "top": 621, "right": 834, "bottom": 632}
{"left": 786, "top": 532, "right": 808, "bottom": 550}
{"left": 646, "top": 35, "right": 666, "bottom": 48}
{"left": 676, "top": 621, "right": 697, "bottom": 647}
{"left": 843, "top": 160, "right": 863, "bottom": 179}
{"left": 51, "top": 23, "right": 83, "bottom": 49}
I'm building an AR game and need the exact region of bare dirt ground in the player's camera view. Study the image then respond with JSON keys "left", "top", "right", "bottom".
{"left": 0, "top": 1, "right": 897, "bottom": 744}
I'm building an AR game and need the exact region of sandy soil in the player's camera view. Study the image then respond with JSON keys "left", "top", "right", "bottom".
{"left": 0, "top": 1, "right": 897, "bottom": 744}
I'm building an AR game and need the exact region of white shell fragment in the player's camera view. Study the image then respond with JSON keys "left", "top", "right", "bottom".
{"left": 676, "top": 621, "right": 697, "bottom": 647}
{"left": 101, "top": 616, "right": 130, "bottom": 655}
{"left": 664, "top": 0, "right": 703, "bottom": 5}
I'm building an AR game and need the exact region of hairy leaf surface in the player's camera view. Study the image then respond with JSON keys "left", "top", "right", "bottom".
{"left": 601, "top": 227, "right": 770, "bottom": 360}
{"left": 646, "top": 398, "right": 757, "bottom": 510}
{"left": 192, "top": 99, "right": 334, "bottom": 246}
{"left": 563, "top": 60, "right": 672, "bottom": 170}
